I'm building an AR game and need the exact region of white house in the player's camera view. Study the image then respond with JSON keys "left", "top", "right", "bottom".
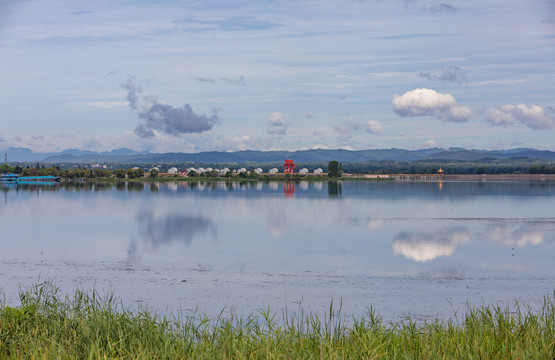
{"left": 314, "top": 168, "right": 323, "bottom": 174}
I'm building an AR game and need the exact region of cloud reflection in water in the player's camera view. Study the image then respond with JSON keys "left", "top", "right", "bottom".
{"left": 393, "top": 227, "right": 471, "bottom": 262}
{"left": 128, "top": 211, "right": 217, "bottom": 260}
{"left": 487, "top": 223, "right": 553, "bottom": 247}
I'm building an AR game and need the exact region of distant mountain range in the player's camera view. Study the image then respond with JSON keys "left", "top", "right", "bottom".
{"left": 2, "top": 147, "right": 554, "bottom": 164}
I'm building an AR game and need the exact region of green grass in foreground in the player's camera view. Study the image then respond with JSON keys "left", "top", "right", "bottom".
{"left": 0, "top": 283, "right": 554, "bottom": 359}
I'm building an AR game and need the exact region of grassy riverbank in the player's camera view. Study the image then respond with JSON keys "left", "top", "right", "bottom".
{"left": 1, "top": 283, "right": 553, "bottom": 359}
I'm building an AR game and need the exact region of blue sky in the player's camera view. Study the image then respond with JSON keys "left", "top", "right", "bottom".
{"left": 1, "top": 0, "right": 554, "bottom": 153}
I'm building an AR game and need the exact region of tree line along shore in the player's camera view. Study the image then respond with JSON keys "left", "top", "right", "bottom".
{"left": 1, "top": 159, "right": 555, "bottom": 181}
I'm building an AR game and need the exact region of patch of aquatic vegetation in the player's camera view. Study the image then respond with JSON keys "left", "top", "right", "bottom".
{"left": 0, "top": 281, "right": 553, "bottom": 359}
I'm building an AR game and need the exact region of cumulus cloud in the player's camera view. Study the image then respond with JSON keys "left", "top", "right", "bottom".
{"left": 267, "top": 112, "right": 287, "bottom": 135}
{"left": 334, "top": 120, "right": 385, "bottom": 135}
{"left": 392, "top": 88, "right": 472, "bottom": 122}
{"left": 393, "top": 227, "right": 471, "bottom": 262}
{"left": 139, "top": 103, "right": 218, "bottom": 137}
{"left": 366, "top": 120, "right": 385, "bottom": 134}
{"left": 484, "top": 104, "right": 555, "bottom": 129}
{"left": 120, "top": 77, "right": 218, "bottom": 139}
{"left": 419, "top": 66, "right": 467, "bottom": 83}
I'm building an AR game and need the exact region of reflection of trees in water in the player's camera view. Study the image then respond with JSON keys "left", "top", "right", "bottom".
{"left": 487, "top": 222, "right": 554, "bottom": 247}
{"left": 128, "top": 211, "right": 217, "bottom": 260}
{"left": 126, "top": 182, "right": 144, "bottom": 192}
{"left": 393, "top": 227, "right": 471, "bottom": 262}
{"left": 328, "top": 180, "right": 342, "bottom": 198}
{"left": 1, "top": 182, "right": 60, "bottom": 193}
{"left": 93, "top": 182, "right": 112, "bottom": 191}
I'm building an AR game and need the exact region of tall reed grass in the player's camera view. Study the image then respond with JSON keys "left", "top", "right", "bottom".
{"left": 1, "top": 282, "right": 553, "bottom": 359}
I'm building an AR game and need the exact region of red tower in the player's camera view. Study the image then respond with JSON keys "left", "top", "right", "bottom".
{"left": 283, "top": 159, "right": 296, "bottom": 174}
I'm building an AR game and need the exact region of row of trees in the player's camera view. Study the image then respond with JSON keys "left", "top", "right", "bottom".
{"left": 0, "top": 165, "right": 147, "bottom": 179}
{"left": 2, "top": 161, "right": 555, "bottom": 179}
{"left": 339, "top": 161, "right": 555, "bottom": 175}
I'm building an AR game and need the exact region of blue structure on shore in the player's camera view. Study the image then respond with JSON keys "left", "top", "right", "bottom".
{"left": 0, "top": 174, "right": 61, "bottom": 182}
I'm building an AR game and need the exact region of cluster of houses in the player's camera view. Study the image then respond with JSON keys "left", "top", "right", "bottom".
{"left": 148, "top": 166, "right": 324, "bottom": 176}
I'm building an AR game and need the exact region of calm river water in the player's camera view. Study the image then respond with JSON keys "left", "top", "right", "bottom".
{"left": 1, "top": 180, "right": 554, "bottom": 322}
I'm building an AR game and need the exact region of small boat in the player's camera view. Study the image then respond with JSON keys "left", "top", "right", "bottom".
{"left": 1, "top": 174, "right": 61, "bottom": 182}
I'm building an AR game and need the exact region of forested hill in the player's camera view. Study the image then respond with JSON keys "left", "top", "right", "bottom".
{"left": 3, "top": 147, "right": 555, "bottom": 164}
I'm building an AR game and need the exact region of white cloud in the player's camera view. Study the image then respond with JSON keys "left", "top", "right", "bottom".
{"left": 333, "top": 120, "right": 385, "bottom": 135}
{"left": 366, "top": 120, "right": 385, "bottom": 135}
{"left": 392, "top": 88, "right": 472, "bottom": 122}
{"left": 420, "top": 140, "right": 439, "bottom": 149}
{"left": 484, "top": 104, "right": 555, "bottom": 129}
{"left": 483, "top": 107, "right": 516, "bottom": 127}
{"left": 266, "top": 112, "right": 287, "bottom": 135}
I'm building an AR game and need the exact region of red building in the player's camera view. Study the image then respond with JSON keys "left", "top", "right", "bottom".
{"left": 283, "top": 159, "right": 296, "bottom": 174}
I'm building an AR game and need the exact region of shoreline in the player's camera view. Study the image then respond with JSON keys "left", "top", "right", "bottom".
{"left": 343, "top": 173, "right": 555, "bottom": 181}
